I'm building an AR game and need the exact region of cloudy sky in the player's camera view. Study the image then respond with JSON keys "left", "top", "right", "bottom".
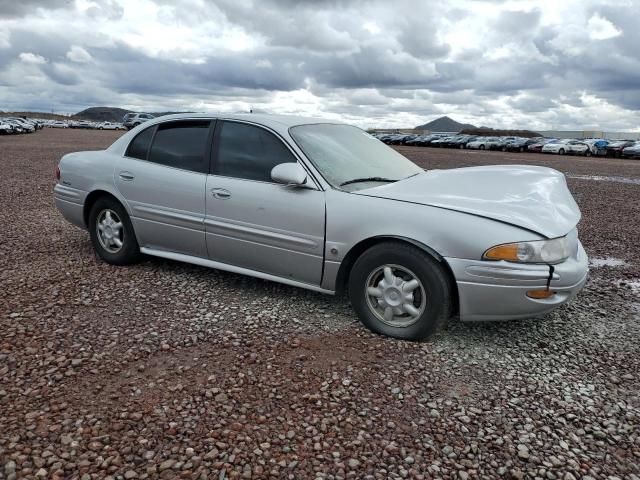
{"left": 1, "top": 0, "right": 639, "bottom": 130}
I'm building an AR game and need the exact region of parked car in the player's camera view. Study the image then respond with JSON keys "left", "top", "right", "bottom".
{"left": 388, "top": 134, "right": 415, "bottom": 145}
{"left": 503, "top": 138, "right": 538, "bottom": 153}
{"left": 583, "top": 139, "right": 608, "bottom": 156}
{"left": 6, "top": 117, "right": 35, "bottom": 133}
{"left": 430, "top": 136, "right": 454, "bottom": 147}
{"left": 406, "top": 134, "right": 441, "bottom": 147}
{"left": 527, "top": 138, "right": 556, "bottom": 153}
{"left": 466, "top": 136, "right": 503, "bottom": 150}
{"left": 417, "top": 134, "right": 447, "bottom": 146}
{"left": 70, "top": 120, "right": 95, "bottom": 129}
{"left": 2, "top": 119, "right": 23, "bottom": 133}
{"left": 404, "top": 135, "right": 430, "bottom": 146}
{"left": 542, "top": 139, "right": 590, "bottom": 156}
{"left": 0, "top": 120, "right": 14, "bottom": 134}
{"left": 54, "top": 113, "right": 588, "bottom": 341}
{"left": 48, "top": 121, "right": 69, "bottom": 128}
{"left": 123, "top": 112, "right": 155, "bottom": 130}
{"left": 622, "top": 142, "right": 640, "bottom": 158}
{"left": 605, "top": 140, "right": 636, "bottom": 158}
{"left": 98, "top": 122, "right": 126, "bottom": 130}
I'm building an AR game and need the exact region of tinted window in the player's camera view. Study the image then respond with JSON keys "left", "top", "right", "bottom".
{"left": 215, "top": 122, "right": 296, "bottom": 182}
{"left": 126, "top": 126, "right": 155, "bottom": 160}
{"left": 148, "top": 120, "right": 211, "bottom": 172}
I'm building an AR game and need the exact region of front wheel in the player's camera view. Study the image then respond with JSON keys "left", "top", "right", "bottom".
{"left": 479, "top": 144, "right": 485, "bottom": 150}
{"left": 88, "top": 197, "right": 141, "bottom": 265}
{"left": 348, "top": 242, "right": 452, "bottom": 341}
{"left": 558, "top": 148, "right": 565, "bottom": 155}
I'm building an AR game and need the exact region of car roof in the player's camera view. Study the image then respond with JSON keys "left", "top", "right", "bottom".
{"left": 107, "top": 113, "right": 348, "bottom": 155}
{"left": 150, "top": 112, "right": 345, "bottom": 129}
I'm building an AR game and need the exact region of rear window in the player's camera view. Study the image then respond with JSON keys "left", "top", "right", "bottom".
{"left": 125, "top": 126, "right": 155, "bottom": 160}
{"left": 148, "top": 120, "right": 211, "bottom": 173}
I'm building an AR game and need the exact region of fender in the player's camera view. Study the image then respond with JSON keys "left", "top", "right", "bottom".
{"left": 324, "top": 235, "right": 446, "bottom": 293}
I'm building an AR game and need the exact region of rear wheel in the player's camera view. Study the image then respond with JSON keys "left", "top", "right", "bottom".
{"left": 559, "top": 148, "right": 565, "bottom": 155}
{"left": 479, "top": 144, "right": 485, "bottom": 150}
{"left": 88, "top": 197, "right": 141, "bottom": 265}
{"left": 348, "top": 242, "right": 452, "bottom": 341}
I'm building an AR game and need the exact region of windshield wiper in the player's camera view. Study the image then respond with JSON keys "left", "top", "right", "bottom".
{"left": 339, "top": 177, "right": 398, "bottom": 187}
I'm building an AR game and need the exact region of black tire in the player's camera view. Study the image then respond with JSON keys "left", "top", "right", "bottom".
{"left": 88, "top": 196, "right": 141, "bottom": 265}
{"left": 558, "top": 148, "right": 565, "bottom": 155}
{"left": 519, "top": 147, "right": 524, "bottom": 153}
{"left": 348, "top": 242, "right": 452, "bottom": 341}
{"left": 585, "top": 150, "right": 591, "bottom": 157}
{"left": 479, "top": 144, "right": 485, "bottom": 150}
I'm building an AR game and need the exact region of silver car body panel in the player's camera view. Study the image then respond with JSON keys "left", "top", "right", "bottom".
{"left": 55, "top": 113, "right": 588, "bottom": 323}
{"left": 356, "top": 165, "right": 580, "bottom": 239}
{"left": 114, "top": 156, "right": 208, "bottom": 258}
{"left": 204, "top": 175, "right": 325, "bottom": 285}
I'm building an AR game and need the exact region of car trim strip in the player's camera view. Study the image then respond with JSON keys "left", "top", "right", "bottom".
{"left": 204, "top": 217, "right": 321, "bottom": 250}
{"left": 139, "top": 247, "right": 334, "bottom": 294}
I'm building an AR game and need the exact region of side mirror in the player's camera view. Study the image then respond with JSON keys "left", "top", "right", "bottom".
{"left": 271, "top": 163, "right": 308, "bottom": 187}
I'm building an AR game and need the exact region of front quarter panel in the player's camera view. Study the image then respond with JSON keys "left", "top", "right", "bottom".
{"left": 322, "top": 189, "right": 544, "bottom": 290}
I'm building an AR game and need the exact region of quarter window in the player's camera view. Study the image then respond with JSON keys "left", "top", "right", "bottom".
{"left": 215, "top": 121, "right": 296, "bottom": 182}
{"left": 125, "top": 126, "right": 154, "bottom": 160}
{"left": 148, "top": 120, "right": 211, "bottom": 173}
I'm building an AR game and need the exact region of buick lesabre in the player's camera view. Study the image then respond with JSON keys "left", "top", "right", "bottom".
{"left": 54, "top": 114, "right": 588, "bottom": 340}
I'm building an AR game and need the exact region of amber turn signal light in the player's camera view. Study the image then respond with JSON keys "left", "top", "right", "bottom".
{"left": 526, "top": 289, "right": 556, "bottom": 299}
{"left": 483, "top": 243, "right": 521, "bottom": 261}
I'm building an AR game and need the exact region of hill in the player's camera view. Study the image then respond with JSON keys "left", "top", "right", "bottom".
{"left": 415, "top": 116, "right": 476, "bottom": 132}
{"left": 74, "top": 106, "right": 132, "bottom": 122}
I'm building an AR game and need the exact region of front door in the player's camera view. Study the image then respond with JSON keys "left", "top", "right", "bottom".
{"left": 205, "top": 120, "right": 325, "bottom": 285}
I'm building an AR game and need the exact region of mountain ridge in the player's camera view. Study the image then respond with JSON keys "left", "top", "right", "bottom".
{"left": 415, "top": 116, "right": 476, "bottom": 132}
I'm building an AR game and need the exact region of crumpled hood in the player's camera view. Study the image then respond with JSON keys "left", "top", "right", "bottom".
{"left": 356, "top": 165, "right": 580, "bottom": 238}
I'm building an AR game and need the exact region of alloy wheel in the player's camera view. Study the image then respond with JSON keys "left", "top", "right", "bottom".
{"left": 96, "top": 209, "right": 124, "bottom": 253}
{"left": 365, "top": 264, "right": 427, "bottom": 328}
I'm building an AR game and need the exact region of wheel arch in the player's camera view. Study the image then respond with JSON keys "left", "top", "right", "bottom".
{"left": 333, "top": 236, "right": 459, "bottom": 316}
{"left": 83, "top": 189, "right": 130, "bottom": 228}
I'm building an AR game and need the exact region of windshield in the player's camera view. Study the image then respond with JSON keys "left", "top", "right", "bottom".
{"left": 289, "top": 124, "right": 423, "bottom": 189}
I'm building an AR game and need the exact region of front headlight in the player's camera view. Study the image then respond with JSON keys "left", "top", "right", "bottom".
{"left": 483, "top": 236, "right": 571, "bottom": 264}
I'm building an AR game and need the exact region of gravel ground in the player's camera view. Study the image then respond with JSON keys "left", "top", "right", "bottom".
{"left": 1, "top": 129, "right": 639, "bottom": 479}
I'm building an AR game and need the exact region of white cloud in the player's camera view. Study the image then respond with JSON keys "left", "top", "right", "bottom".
{"left": 18, "top": 52, "right": 46, "bottom": 64}
{"left": 0, "top": 0, "right": 639, "bottom": 130}
{"left": 587, "top": 13, "right": 622, "bottom": 40}
{"left": 66, "top": 45, "right": 92, "bottom": 63}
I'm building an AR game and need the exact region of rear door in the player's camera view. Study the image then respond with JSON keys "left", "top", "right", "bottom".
{"left": 115, "top": 119, "right": 213, "bottom": 257}
{"left": 204, "top": 120, "right": 325, "bottom": 285}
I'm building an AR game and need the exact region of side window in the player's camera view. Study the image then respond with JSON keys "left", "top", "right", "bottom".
{"left": 125, "top": 126, "right": 155, "bottom": 160}
{"left": 215, "top": 121, "right": 297, "bottom": 182}
{"left": 148, "top": 120, "right": 211, "bottom": 172}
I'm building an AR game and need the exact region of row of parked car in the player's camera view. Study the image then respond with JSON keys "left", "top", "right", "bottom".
{"left": 46, "top": 120, "right": 127, "bottom": 130}
{"left": 373, "top": 133, "right": 640, "bottom": 158}
{"left": 0, "top": 116, "right": 130, "bottom": 134}
{"left": 0, "top": 117, "right": 45, "bottom": 134}
{"left": 48, "top": 113, "right": 157, "bottom": 130}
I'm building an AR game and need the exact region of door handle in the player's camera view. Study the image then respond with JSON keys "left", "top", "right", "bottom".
{"left": 119, "top": 171, "right": 135, "bottom": 181}
{"left": 211, "top": 188, "right": 231, "bottom": 199}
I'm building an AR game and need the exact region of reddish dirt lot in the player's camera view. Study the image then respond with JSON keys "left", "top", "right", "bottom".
{"left": 1, "top": 129, "right": 639, "bottom": 479}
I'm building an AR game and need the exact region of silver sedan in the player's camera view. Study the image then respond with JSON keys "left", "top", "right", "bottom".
{"left": 54, "top": 114, "right": 588, "bottom": 340}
